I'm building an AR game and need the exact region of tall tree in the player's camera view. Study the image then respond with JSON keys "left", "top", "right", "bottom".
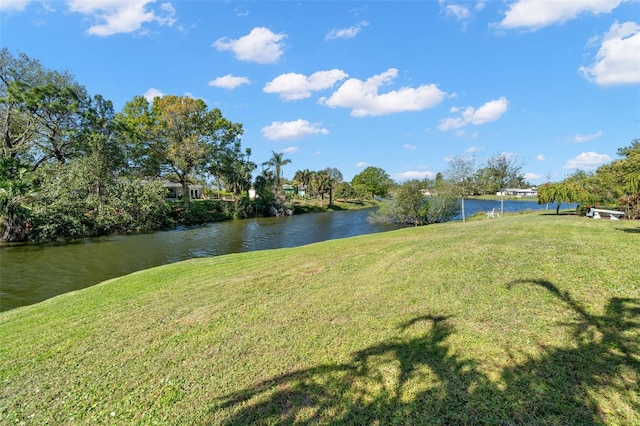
{"left": 1, "top": 48, "right": 45, "bottom": 163}
{"left": 475, "top": 153, "right": 526, "bottom": 194}
{"left": 310, "top": 169, "right": 331, "bottom": 206}
{"left": 325, "top": 167, "right": 343, "bottom": 205}
{"left": 593, "top": 139, "right": 640, "bottom": 218}
{"left": 263, "top": 151, "right": 291, "bottom": 192}
{"left": 210, "top": 141, "right": 256, "bottom": 198}
{"left": 334, "top": 181, "right": 356, "bottom": 202}
{"left": 351, "top": 166, "right": 392, "bottom": 198}
{"left": 1, "top": 48, "right": 89, "bottom": 170}
{"left": 293, "top": 169, "right": 312, "bottom": 197}
{"left": 78, "top": 95, "right": 124, "bottom": 214}
{"left": 22, "top": 82, "right": 88, "bottom": 167}
{"left": 445, "top": 156, "right": 476, "bottom": 222}
{"left": 119, "top": 95, "right": 243, "bottom": 212}
{"left": 154, "top": 96, "right": 243, "bottom": 211}
{"left": 114, "top": 95, "right": 158, "bottom": 177}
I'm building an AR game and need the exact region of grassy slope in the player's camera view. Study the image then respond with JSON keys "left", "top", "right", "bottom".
{"left": 1, "top": 213, "right": 638, "bottom": 425}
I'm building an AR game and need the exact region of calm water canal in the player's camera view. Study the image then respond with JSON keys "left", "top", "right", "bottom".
{"left": 0, "top": 199, "right": 569, "bottom": 311}
{"left": 0, "top": 208, "right": 401, "bottom": 311}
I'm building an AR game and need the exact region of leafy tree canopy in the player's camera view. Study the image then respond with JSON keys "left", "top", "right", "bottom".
{"left": 370, "top": 179, "right": 459, "bottom": 226}
{"left": 537, "top": 182, "right": 590, "bottom": 215}
{"left": 352, "top": 166, "right": 393, "bottom": 198}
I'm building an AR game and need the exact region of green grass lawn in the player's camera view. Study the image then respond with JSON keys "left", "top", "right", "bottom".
{"left": 1, "top": 213, "right": 638, "bottom": 425}
{"left": 290, "top": 197, "right": 379, "bottom": 213}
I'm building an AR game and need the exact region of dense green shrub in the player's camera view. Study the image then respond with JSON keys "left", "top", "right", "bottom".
{"left": 28, "top": 161, "right": 172, "bottom": 241}
{"left": 369, "top": 180, "right": 460, "bottom": 226}
{"left": 171, "top": 199, "right": 228, "bottom": 225}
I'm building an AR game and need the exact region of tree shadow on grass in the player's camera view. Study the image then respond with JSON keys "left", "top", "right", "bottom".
{"left": 618, "top": 226, "right": 640, "bottom": 233}
{"left": 208, "top": 283, "right": 639, "bottom": 425}
{"left": 502, "top": 280, "right": 640, "bottom": 424}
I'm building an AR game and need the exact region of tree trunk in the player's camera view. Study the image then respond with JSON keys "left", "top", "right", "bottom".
{"left": 181, "top": 180, "right": 191, "bottom": 213}
{"left": 0, "top": 216, "right": 28, "bottom": 242}
{"left": 461, "top": 197, "right": 466, "bottom": 222}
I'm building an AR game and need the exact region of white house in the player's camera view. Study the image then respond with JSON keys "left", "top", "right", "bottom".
{"left": 162, "top": 181, "right": 205, "bottom": 200}
{"left": 497, "top": 188, "right": 538, "bottom": 197}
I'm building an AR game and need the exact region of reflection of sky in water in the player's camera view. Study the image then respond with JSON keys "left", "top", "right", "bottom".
{"left": 453, "top": 199, "right": 577, "bottom": 220}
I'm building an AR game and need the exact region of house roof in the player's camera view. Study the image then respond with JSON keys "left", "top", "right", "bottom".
{"left": 161, "top": 180, "right": 204, "bottom": 189}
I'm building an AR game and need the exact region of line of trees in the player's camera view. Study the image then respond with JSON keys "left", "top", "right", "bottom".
{"left": 0, "top": 49, "right": 540, "bottom": 242}
{"left": 538, "top": 140, "right": 640, "bottom": 218}
{"left": 4, "top": 50, "right": 636, "bottom": 241}
{"left": 361, "top": 143, "right": 639, "bottom": 226}
{"left": 1, "top": 49, "right": 257, "bottom": 242}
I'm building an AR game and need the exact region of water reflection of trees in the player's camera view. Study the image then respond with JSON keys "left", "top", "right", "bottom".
{"left": 210, "top": 280, "right": 639, "bottom": 424}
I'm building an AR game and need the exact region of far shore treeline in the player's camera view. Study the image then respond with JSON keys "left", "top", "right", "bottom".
{"left": 1, "top": 49, "right": 639, "bottom": 243}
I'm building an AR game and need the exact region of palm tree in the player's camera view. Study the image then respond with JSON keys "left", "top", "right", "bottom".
{"left": 325, "top": 167, "right": 343, "bottom": 206}
{"left": 293, "top": 169, "right": 312, "bottom": 197}
{"left": 263, "top": 151, "right": 291, "bottom": 192}
{"left": 311, "top": 169, "right": 330, "bottom": 206}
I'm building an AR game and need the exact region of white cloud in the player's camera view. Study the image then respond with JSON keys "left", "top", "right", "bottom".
{"left": 440, "top": 0, "right": 485, "bottom": 22}
{"left": 564, "top": 152, "right": 611, "bottom": 170}
{"left": 213, "top": 27, "right": 286, "bottom": 64}
{"left": 208, "top": 74, "right": 251, "bottom": 90}
{"left": 403, "top": 144, "right": 418, "bottom": 150}
{"left": 466, "top": 145, "right": 483, "bottom": 153}
{"left": 66, "top": 0, "right": 176, "bottom": 36}
{"left": 142, "top": 88, "right": 199, "bottom": 102}
{"left": 325, "top": 21, "right": 369, "bottom": 40}
{"left": 536, "top": 154, "right": 547, "bottom": 161}
{"left": 264, "top": 69, "right": 348, "bottom": 101}
{"left": 438, "top": 97, "right": 508, "bottom": 131}
{"left": 261, "top": 119, "right": 329, "bottom": 141}
{"left": 283, "top": 146, "right": 299, "bottom": 153}
{"left": 0, "top": 0, "right": 31, "bottom": 12}
{"left": 495, "top": 0, "right": 622, "bottom": 31}
{"left": 392, "top": 170, "right": 436, "bottom": 181}
{"left": 444, "top": 4, "right": 471, "bottom": 21}
{"left": 579, "top": 21, "right": 640, "bottom": 85}
{"left": 319, "top": 68, "right": 446, "bottom": 117}
{"left": 143, "top": 87, "right": 164, "bottom": 102}
{"left": 234, "top": 7, "right": 249, "bottom": 17}
{"left": 356, "top": 161, "right": 371, "bottom": 168}
{"left": 570, "top": 130, "right": 603, "bottom": 143}
{"left": 524, "top": 172, "right": 543, "bottom": 180}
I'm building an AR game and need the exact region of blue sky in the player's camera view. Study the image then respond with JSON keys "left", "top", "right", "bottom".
{"left": 1, "top": 1, "right": 639, "bottom": 183}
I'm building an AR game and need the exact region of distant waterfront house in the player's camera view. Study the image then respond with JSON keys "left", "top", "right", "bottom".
{"left": 283, "top": 184, "right": 295, "bottom": 195}
{"left": 498, "top": 188, "right": 538, "bottom": 197}
{"left": 283, "top": 184, "right": 307, "bottom": 197}
{"left": 162, "top": 181, "right": 205, "bottom": 200}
